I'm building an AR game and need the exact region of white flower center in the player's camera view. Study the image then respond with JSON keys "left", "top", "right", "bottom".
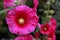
{"left": 18, "top": 18, "right": 24, "bottom": 24}
{"left": 44, "top": 27, "right": 47, "bottom": 30}
{"left": 48, "top": 38, "right": 52, "bottom": 40}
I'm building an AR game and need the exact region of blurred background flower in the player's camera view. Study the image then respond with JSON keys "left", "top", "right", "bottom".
{"left": 3, "top": 0, "right": 27, "bottom": 8}
{"left": 14, "top": 34, "right": 33, "bottom": 40}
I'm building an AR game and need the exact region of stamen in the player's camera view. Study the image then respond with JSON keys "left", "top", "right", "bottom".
{"left": 19, "top": 18, "right": 24, "bottom": 24}
{"left": 44, "top": 27, "right": 47, "bottom": 30}
{"left": 48, "top": 38, "right": 52, "bottom": 40}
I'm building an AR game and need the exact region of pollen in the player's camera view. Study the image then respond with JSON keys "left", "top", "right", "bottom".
{"left": 44, "top": 27, "right": 47, "bottom": 31}
{"left": 48, "top": 38, "right": 52, "bottom": 40}
{"left": 19, "top": 18, "right": 24, "bottom": 24}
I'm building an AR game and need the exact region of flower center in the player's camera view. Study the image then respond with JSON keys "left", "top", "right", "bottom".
{"left": 44, "top": 27, "right": 47, "bottom": 31}
{"left": 18, "top": 18, "right": 24, "bottom": 24}
{"left": 48, "top": 38, "right": 52, "bottom": 40}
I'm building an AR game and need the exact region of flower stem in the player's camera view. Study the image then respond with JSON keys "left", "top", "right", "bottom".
{"left": 45, "top": 0, "right": 50, "bottom": 23}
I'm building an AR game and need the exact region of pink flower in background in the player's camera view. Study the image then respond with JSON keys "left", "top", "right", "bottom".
{"left": 49, "top": 18, "right": 56, "bottom": 30}
{"left": 48, "top": 29, "right": 56, "bottom": 40}
{"left": 40, "top": 23, "right": 51, "bottom": 35}
{"left": 6, "top": 5, "right": 39, "bottom": 35}
{"left": 4, "top": 0, "right": 15, "bottom": 8}
{"left": 3, "top": 0, "right": 27, "bottom": 8}
{"left": 14, "top": 34, "right": 33, "bottom": 40}
{"left": 47, "top": 18, "right": 56, "bottom": 40}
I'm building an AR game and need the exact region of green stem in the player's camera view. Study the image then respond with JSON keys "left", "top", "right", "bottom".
{"left": 45, "top": 0, "right": 50, "bottom": 23}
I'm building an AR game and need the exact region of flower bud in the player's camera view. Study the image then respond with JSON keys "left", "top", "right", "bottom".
{"left": 49, "top": 10, "right": 54, "bottom": 14}
{"left": 44, "top": 10, "right": 49, "bottom": 14}
{"left": 50, "top": 0, "right": 55, "bottom": 3}
{"left": 46, "top": 2, "right": 50, "bottom": 5}
{"left": 48, "top": 15, "right": 52, "bottom": 18}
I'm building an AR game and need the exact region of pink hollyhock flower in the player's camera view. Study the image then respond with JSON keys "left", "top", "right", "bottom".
{"left": 6, "top": 5, "right": 39, "bottom": 35}
{"left": 40, "top": 23, "right": 51, "bottom": 35}
{"left": 14, "top": 34, "right": 33, "bottom": 40}
{"left": 49, "top": 18, "right": 56, "bottom": 30}
{"left": 3, "top": 0, "right": 27, "bottom": 8}
{"left": 47, "top": 29, "right": 56, "bottom": 40}
{"left": 34, "top": 32, "right": 40, "bottom": 38}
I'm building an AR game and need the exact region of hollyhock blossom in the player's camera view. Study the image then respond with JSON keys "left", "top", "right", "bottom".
{"left": 39, "top": 18, "right": 56, "bottom": 35}
{"left": 6, "top": 5, "right": 39, "bottom": 35}
{"left": 3, "top": 0, "right": 27, "bottom": 8}
{"left": 49, "top": 18, "right": 56, "bottom": 30}
{"left": 47, "top": 29, "right": 56, "bottom": 40}
{"left": 40, "top": 23, "right": 51, "bottom": 35}
{"left": 14, "top": 34, "right": 33, "bottom": 40}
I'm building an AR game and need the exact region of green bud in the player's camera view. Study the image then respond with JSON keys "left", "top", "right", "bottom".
{"left": 15, "top": 1, "right": 20, "bottom": 5}
{"left": 44, "top": 10, "right": 49, "bottom": 14}
{"left": 46, "top": 2, "right": 50, "bottom": 5}
{"left": 49, "top": 10, "right": 54, "bottom": 14}
{"left": 48, "top": 15, "right": 52, "bottom": 18}
{"left": 50, "top": 0, "right": 55, "bottom": 3}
